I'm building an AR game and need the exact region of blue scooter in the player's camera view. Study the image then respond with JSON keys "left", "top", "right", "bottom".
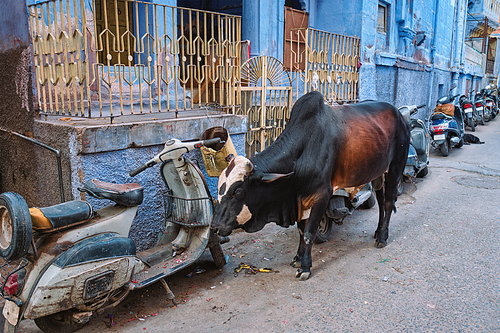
{"left": 429, "top": 94, "right": 464, "bottom": 157}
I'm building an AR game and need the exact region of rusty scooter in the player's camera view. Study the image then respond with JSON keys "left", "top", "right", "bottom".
{"left": 0, "top": 137, "right": 227, "bottom": 333}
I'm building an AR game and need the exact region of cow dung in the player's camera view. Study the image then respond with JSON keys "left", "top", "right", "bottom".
{"left": 451, "top": 175, "right": 500, "bottom": 189}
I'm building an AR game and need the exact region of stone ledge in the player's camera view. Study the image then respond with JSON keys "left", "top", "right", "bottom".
{"left": 36, "top": 113, "right": 247, "bottom": 154}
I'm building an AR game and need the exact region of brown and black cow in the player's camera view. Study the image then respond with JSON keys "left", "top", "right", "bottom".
{"left": 212, "top": 91, "right": 410, "bottom": 280}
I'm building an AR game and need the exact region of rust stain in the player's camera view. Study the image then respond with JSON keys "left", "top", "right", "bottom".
{"left": 46, "top": 241, "right": 74, "bottom": 256}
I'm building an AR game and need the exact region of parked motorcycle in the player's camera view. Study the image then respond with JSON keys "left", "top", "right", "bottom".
{"left": 399, "top": 103, "right": 430, "bottom": 180}
{"left": 475, "top": 91, "right": 487, "bottom": 125}
{"left": 0, "top": 137, "right": 228, "bottom": 333}
{"left": 482, "top": 87, "right": 498, "bottom": 120}
{"left": 430, "top": 94, "right": 464, "bottom": 157}
{"left": 315, "top": 183, "right": 375, "bottom": 243}
{"left": 458, "top": 94, "right": 476, "bottom": 131}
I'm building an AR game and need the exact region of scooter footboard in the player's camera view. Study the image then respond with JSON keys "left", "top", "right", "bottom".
{"left": 24, "top": 233, "right": 136, "bottom": 320}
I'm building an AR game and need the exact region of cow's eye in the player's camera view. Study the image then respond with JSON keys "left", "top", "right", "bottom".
{"left": 234, "top": 188, "right": 243, "bottom": 195}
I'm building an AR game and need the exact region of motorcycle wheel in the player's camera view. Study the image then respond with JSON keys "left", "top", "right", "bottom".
{"left": 440, "top": 140, "right": 450, "bottom": 157}
{"left": 417, "top": 166, "right": 429, "bottom": 178}
{"left": 0, "top": 192, "right": 32, "bottom": 261}
{"left": 397, "top": 178, "right": 403, "bottom": 196}
{"left": 34, "top": 310, "right": 86, "bottom": 333}
{"left": 480, "top": 113, "right": 485, "bottom": 125}
{"left": 314, "top": 213, "right": 333, "bottom": 244}
{"left": 209, "top": 243, "right": 227, "bottom": 269}
{"left": 456, "top": 137, "right": 464, "bottom": 148}
{"left": 469, "top": 119, "right": 475, "bottom": 131}
{"left": 360, "top": 191, "right": 376, "bottom": 209}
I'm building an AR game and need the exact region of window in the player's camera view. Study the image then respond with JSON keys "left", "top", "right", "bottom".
{"left": 378, "top": 4, "right": 387, "bottom": 33}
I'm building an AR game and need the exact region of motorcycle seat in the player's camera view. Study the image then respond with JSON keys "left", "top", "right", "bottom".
{"left": 30, "top": 201, "right": 93, "bottom": 231}
{"left": 431, "top": 113, "right": 447, "bottom": 120}
{"left": 79, "top": 179, "right": 143, "bottom": 207}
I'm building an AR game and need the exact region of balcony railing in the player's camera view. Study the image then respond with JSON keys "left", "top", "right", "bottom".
{"left": 465, "top": 44, "right": 485, "bottom": 68}
{"left": 286, "top": 27, "right": 360, "bottom": 104}
{"left": 27, "top": 0, "right": 242, "bottom": 118}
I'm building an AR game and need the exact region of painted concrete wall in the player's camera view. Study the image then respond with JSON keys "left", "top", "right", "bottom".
{"left": 0, "top": 0, "right": 41, "bottom": 204}
{"left": 243, "top": 0, "right": 285, "bottom": 59}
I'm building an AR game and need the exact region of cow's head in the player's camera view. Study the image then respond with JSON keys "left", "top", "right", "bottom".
{"left": 212, "top": 156, "right": 293, "bottom": 236}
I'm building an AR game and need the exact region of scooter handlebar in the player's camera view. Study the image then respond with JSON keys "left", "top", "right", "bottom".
{"left": 202, "top": 138, "right": 222, "bottom": 148}
{"left": 129, "top": 160, "right": 157, "bottom": 177}
{"left": 417, "top": 104, "right": 426, "bottom": 109}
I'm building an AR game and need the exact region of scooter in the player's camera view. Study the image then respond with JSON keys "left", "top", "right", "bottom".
{"left": 429, "top": 101, "right": 465, "bottom": 157}
{"left": 399, "top": 104, "right": 430, "bottom": 179}
{"left": 315, "top": 183, "right": 376, "bottom": 243}
{"left": 0, "top": 137, "right": 227, "bottom": 333}
{"left": 458, "top": 94, "right": 476, "bottom": 131}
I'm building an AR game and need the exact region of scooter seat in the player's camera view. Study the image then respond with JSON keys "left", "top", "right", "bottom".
{"left": 30, "top": 201, "right": 92, "bottom": 231}
{"left": 79, "top": 179, "right": 143, "bottom": 207}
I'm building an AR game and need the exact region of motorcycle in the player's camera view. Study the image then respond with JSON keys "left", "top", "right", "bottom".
{"left": 458, "top": 94, "right": 476, "bottom": 131}
{"left": 429, "top": 93, "right": 465, "bottom": 157}
{"left": 0, "top": 137, "right": 228, "bottom": 333}
{"left": 399, "top": 103, "right": 430, "bottom": 182}
{"left": 315, "top": 182, "right": 376, "bottom": 243}
{"left": 482, "top": 87, "right": 498, "bottom": 120}
{"left": 475, "top": 91, "right": 488, "bottom": 124}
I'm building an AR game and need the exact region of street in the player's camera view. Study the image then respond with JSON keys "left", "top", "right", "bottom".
{"left": 12, "top": 119, "right": 500, "bottom": 332}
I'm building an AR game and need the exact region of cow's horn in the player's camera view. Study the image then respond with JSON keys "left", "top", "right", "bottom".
{"left": 245, "top": 160, "right": 254, "bottom": 174}
{"left": 261, "top": 171, "right": 294, "bottom": 183}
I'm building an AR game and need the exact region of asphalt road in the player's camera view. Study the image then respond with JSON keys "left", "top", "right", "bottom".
{"left": 12, "top": 117, "right": 500, "bottom": 333}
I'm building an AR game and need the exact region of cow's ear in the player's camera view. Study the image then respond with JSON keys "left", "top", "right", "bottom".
{"left": 261, "top": 171, "right": 294, "bottom": 183}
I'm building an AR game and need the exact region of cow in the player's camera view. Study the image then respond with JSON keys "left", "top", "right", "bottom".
{"left": 212, "top": 91, "right": 410, "bottom": 280}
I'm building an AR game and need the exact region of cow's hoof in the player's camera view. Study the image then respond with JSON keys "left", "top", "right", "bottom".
{"left": 295, "top": 269, "right": 311, "bottom": 280}
{"left": 290, "top": 259, "right": 301, "bottom": 268}
{"left": 375, "top": 240, "right": 387, "bottom": 248}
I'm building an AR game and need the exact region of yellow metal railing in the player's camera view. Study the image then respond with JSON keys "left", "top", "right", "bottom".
{"left": 28, "top": 0, "right": 242, "bottom": 118}
{"left": 287, "top": 27, "right": 360, "bottom": 104}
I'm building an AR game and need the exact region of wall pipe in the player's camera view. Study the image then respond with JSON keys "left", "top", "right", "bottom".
{"left": 0, "top": 127, "right": 65, "bottom": 203}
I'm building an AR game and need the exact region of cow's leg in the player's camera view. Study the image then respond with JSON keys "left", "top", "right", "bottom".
{"left": 373, "top": 186, "right": 385, "bottom": 240}
{"left": 374, "top": 164, "right": 404, "bottom": 248}
{"left": 291, "top": 219, "right": 307, "bottom": 268}
{"left": 296, "top": 189, "right": 331, "bottom": 280}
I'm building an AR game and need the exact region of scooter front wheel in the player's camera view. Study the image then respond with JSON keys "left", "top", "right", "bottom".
{"left": 209, "top": 243, "right": 227, "bottom": 269}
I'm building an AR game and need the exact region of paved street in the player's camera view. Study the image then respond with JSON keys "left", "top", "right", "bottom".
{"left": 13, "top": 118, "right": 500, "bottom": 332}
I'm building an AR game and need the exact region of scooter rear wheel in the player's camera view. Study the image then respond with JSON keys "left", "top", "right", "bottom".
{"left": 440, "top": 140, "right": 450, "bottom": 157}
{"left": 360, "top": 191, "right": 376, "bottom": 209}
{"left": 34, "top": 309, "right": 86, "bottom": 333}
{"left": 417, "top": 166, "right": 429, "bottom": 178}
{"left": 314, "top": 213, "right": 333, "bottom": 244}
{"left": 0, "top": 192, "right": 32, "bottom": 261}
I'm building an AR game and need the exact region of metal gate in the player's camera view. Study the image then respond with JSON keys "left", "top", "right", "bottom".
{"left": 236, "top": 57, "right": 293, "bottom": 157}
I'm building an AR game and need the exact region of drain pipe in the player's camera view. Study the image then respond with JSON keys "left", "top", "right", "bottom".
{"left": 0, "top": 127, "right": 65, "bottom": 203}
{"left": 426, "top": 0, "right": 441, "bottom": 121}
